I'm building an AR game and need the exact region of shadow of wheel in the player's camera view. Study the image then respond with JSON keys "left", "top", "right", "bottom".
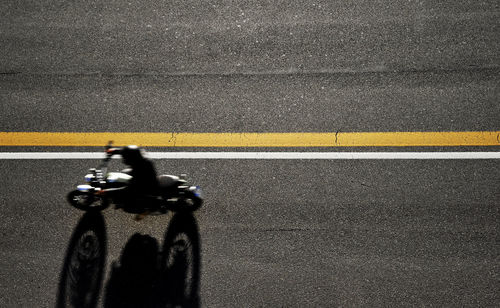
{"left": 57, "top": 212, "right": 107, "bottom": 308}
{"left": 161, "top": 213, "right": 201, "bottom": 308}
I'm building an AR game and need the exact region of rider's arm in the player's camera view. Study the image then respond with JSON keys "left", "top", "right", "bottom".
{"left": 97, "top": 146, "right": 124, "bottom": 196}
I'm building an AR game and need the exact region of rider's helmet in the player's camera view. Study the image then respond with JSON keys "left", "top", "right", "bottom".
{"left": 121, "top": 145, "right": 143, "bottom": 165}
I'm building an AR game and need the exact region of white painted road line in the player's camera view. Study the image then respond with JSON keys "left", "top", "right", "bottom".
{"left": 0, "top": 152, "right": 499, "bottom": 159}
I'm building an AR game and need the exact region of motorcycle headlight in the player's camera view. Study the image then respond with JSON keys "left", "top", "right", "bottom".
{"left": 77, "top": 184, "right": 94, "bottom": 192}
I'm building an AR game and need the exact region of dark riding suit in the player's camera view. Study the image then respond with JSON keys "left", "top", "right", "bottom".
{"left": 126, "top": 158, "right": 158, "bottom": 197}
{"left": 105, "top": 147, "right": 158, "bottom": 212}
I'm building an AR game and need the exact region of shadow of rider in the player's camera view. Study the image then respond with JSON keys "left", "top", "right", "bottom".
{"left": 104, "top": 213, "right": 201, "bottom": 308}
{"left": 104, "top": 233, "right": 161, "bottom": 307}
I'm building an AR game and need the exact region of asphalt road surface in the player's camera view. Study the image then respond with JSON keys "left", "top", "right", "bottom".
{"left": 1, "top": 1, "right": 499, "bottom": 307}
{"left": 0, "top": 158, "right": 499, "bottom": 307}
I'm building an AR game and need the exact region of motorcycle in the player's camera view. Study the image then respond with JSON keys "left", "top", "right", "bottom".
{"left": 67, "top": 143, "right": 203, "bottom": 215}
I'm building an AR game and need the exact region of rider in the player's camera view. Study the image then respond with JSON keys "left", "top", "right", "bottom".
{"left": 120, "top": 145, "right": 158, "bottom": 197}
{"left": 103, "top": 145, "right": 158, "bottom": 211}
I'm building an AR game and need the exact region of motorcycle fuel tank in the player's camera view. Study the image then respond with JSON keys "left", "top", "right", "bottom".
{"left": 107, "top": 172, "right": 132, "bottom": 183}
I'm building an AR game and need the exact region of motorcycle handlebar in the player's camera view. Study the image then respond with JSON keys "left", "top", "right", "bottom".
{"left": 99, "top": 144, "right": 119, "bottom": 169}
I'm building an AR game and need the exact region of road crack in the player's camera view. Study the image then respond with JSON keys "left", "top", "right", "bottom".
{"left": 168, "top": 132, "right": 177, "bottom": 147}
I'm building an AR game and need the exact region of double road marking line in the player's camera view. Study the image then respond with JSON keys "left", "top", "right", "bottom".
{"left": 0, "top": 131, "right": 498, "bottom": 159}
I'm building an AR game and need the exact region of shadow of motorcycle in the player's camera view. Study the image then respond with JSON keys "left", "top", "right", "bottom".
{"left": 57, "top": 212, "right": 201, "bottom": 308}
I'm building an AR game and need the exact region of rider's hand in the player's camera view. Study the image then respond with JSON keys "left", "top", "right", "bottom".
{"left": 106, "top": 147, "right": 120, "bottom": 156}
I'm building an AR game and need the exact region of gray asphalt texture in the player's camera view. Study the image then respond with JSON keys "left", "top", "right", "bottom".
{"left": 1, "top": 1, "right": 499, "bottom": 307}
{"left": 1, "top": 1, "right": 499, "bottom": 74}
{"left": 1, "top": 69, "right": 499, "bottom": 133}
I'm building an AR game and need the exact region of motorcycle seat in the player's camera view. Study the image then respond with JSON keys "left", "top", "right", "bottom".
{"left": 157, "top": 175, "right": 180, "bottom": 189}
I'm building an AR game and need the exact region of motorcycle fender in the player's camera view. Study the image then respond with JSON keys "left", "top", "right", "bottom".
{"left": 188, "top": 185, "right": 203, "bottom": 198}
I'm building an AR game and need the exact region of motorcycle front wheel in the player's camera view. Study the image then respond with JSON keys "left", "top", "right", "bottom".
{"left": 57, "top": 212, "right": 107, "bottom": 308}
{"left": 67, "top": 190, "right": 109, "bottom": 212}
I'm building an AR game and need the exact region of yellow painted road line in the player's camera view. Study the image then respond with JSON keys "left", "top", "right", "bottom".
{"left": 0, "top": 132, "right": 499, "bottom": 147}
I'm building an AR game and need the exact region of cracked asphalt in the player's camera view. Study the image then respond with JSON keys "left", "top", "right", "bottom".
{"left": 0, "top": 1, "right": 499, "bottom": 307}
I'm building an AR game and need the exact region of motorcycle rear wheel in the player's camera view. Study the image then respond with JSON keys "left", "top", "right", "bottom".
{"left": 160, "top": 213, "right": 200, "bottom": 307}
{"left": 182, "top": 194, "right": 203, "bottom": 212}
{"left": 173, "top": 190, "right": 203, "bottom": 213}
{"left": 165, "top": 195, "right": 202, "bottom": 213}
